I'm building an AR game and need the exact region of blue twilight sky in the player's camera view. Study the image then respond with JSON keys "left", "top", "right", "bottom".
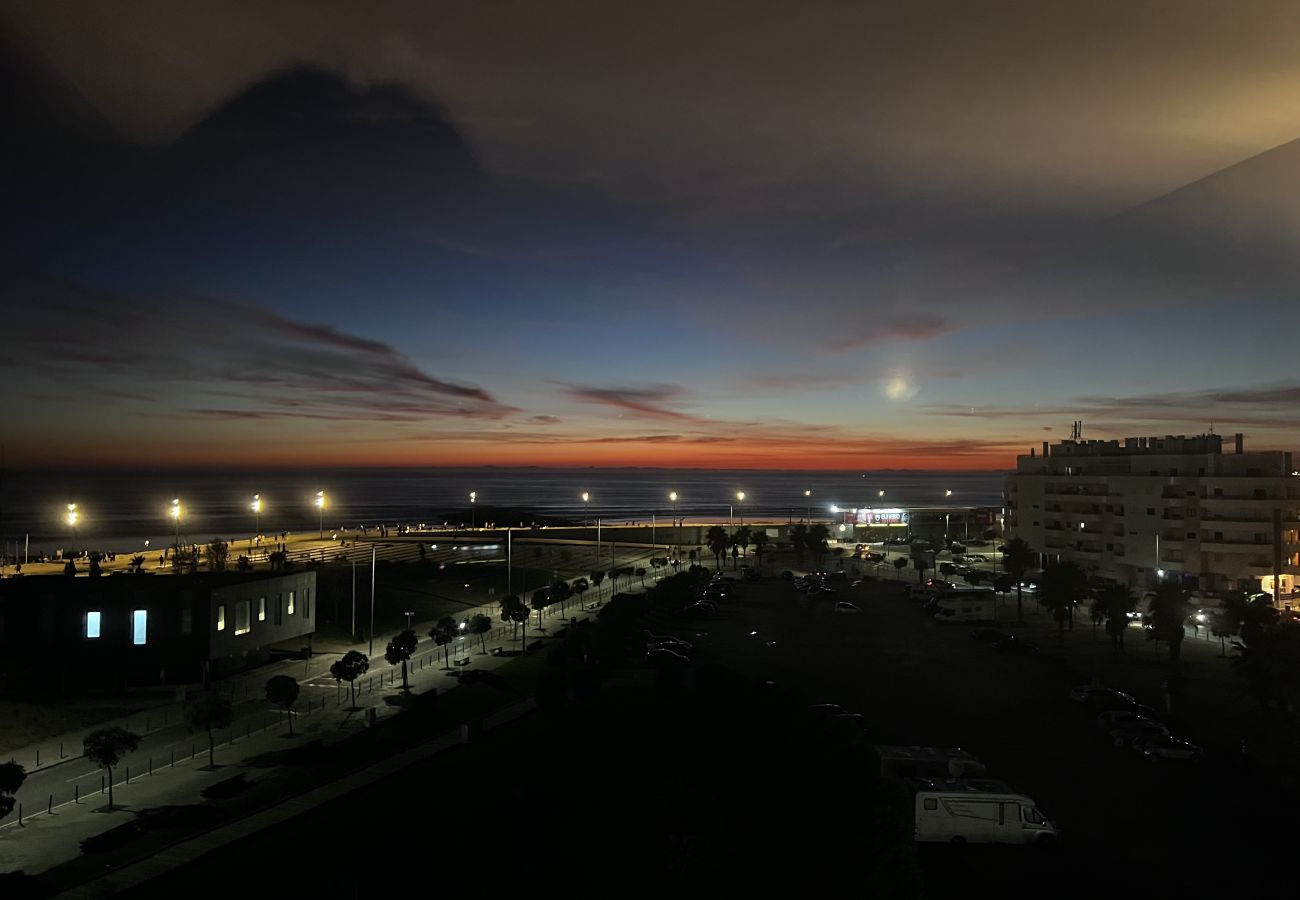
{"left": 2, "top": 0, "right": 1298, "bottom": 470}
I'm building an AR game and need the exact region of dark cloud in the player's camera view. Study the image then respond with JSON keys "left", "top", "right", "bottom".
{"left": 562, "top": 384, "right": 695, "bottom": 421}
{"left": 828, "top": 314, "right": 952, "bottom": 353}
{"left": 528, "top": 415, "right": 562, "bottom": 425}
{"left": 1, "top": 274, "right": 514, "bottom": 423}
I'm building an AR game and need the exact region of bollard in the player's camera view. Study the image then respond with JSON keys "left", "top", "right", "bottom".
{"left": 36, "top": 749, "right": 39, "bottom": 767}
{"left": 125, "top": 766, "right": 130, "bottom": 784}
{"left": 101, "top": 774, "right": 105, "bottom": 794}
{"left": 17, "top": 803, "right": 21, "bottom": 826}
{"left": 75, "top": 784, "right": 80, "bottom": 804}
{"left": 60, "top": 742, "right": 64, "bottom": 759}
{"left": 48, "top": 794, "right": 52, "bottom": 814}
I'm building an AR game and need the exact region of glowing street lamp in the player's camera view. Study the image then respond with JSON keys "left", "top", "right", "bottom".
{"left": 804, "top": 489, "right": 812, "bottom": 523}
{"left": 315, "top": 491, "right": 326, "bottom": 539}
{"left": 669, "top": 491, "right": 680, "bottom": 565}
{"left": 66, "top": 503, "right": 78, "bottom": 556}
{"left": 944, "top": 490, "right": 952, "bottom": 539}
{"left": 582, "top": 491, "right": 590, "bottom": 526}
{"left": 251, "top": 494, "right": 263, "bottom": 536}
{"left": 170, "top": 498, "right": 182, "bottom": 548}
{"left": 735, "top": 491, "right": 746, "bottom": 526}
{"left": 469, "top": 491, "right": 477, "bottom": 529}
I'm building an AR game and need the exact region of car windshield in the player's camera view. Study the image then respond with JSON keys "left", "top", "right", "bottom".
{"left": 1024, "top": 807, "right": 1047, "bottom": 825}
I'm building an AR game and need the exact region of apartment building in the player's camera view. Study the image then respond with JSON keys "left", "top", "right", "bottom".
{"left": 1005, "top": 434, "right": 1299, "bottom": 599}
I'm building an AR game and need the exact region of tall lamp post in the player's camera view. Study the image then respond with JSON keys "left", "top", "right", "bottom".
{"left": 66, "top": 503, "right": 78, "bottom": 558}
{"left": 582, "top": 491, "right": 590, "bottom": 526}
{"left": 252, "top": 494, "right": 262, "bottom": 537}
{"left": 736, "top": 491, "right": 746, "bottom": 527}
{"left": 669, "top": 491, "right": 680, "bottom": 566}
{"left": 804, "top": 489, "right": 812, "bottom": 523}
{"left": 170, "top": 498, "right": 182, "bottom": 549}
{"left": 944, "top": 489, "right": 952, "bottom": 542}
{"left": 470, "top": 491, "right": 477, "bottom": 529}
{"left": 315, "top": 491, "right": 326, "bottom": 539}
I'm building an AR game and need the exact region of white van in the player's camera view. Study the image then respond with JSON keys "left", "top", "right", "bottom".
{"left": 877, "top": 745, "right": 987, "bottom": 779}
{"left": 910, "top": 777, "right": 1059, "bottom": 846}
{"left": 932, "top": 590, "right": 996, "bottom": 623}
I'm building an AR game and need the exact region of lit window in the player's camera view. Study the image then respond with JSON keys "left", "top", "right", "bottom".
{"left": 132, "top": 609, "right": 148, "bottom": 645}
{"left": 86, "top": 610, "right": 101, "bottom": 639}
{"left": 235, "top": 600, "right": 251, "bottom": 635}
{"left": 258, "top": 596, "right": 266, "bottom": 622}
{"left": 287, "top": 591, "right": 295, "bottom": 615}
{"left": 217, "top": 604, "right": 226, "bottom": 631}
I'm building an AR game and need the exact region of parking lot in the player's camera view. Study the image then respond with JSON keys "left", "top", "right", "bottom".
{"left": 690, "top": 568, "right": 1292, "bottom": 897}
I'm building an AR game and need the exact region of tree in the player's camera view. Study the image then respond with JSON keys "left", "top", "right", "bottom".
{"left": 1002, "top": 537, "right": 1035, "bottom": 625}
{"left": 0, "top": 761, "right": 25, "bottom": 824}
{"left": 83, "top": 727, "right": 141, "bottom": 811}
{"left": 204, "top": 538, "right": 230, "bottom": 573}
{"left": 130, "top": 554, "right": 147, "bottom": 574}
{"left": 265, "top": 675, "right": 301, "bottom": 734}
{"left": 330, "top": 650, "right": 370, "bottom": 709}
{"left": 808, "top": 524, "right": 830, "bottom": 571}
{"left": 1097, "top": 584, "right": 1135, "bottom": 650}
{"left": 751, "top": 531, "right": 769, "bottom": 565}
{"left": 590, "top": 570, "right": 606, "bottom": 602}
{"left": 789, "top": 524, "right": 809, "bottom": 565}
{"left": 430, "top": 617, "right": 458, "bottom": 669}
{"left": 706, "top": 526, "right": 729, "bottom": 570}
{"left": 734, "top": 526, "right": 752, "bottom": 558}
{"left": 730, "top": 545, "right": 740, "bottom": 569}
{"left": 1231, "top": 621, "right": 1300, "bottom": 717}
{"left": 914, "top": 555, "right": 931, "bottom": 584}
{"left": 546, "top": 580, "right": 571, "bottom": 624}
{"left": 892, "top": 556, "right": 908, "bottom": 578}
{"left": 499, "top": 594, "right": 527, "bottom": 641}
{"left": 468, "top": 613, "right": 493, "bottom": 653}
{"left": 1039, "top": 561, "right": 1088, "bottom": 643}
{"left": 1148, "top": 583, "right": 1192, "bottom": 667}
{"left": 185, "top": 691, "right": 234, "bottom": 769}
{"left": 385, "top": 629, "right": 419, "bottom": 692}
{"left": 572, "top": 577, "right": 589, "bottom": 611}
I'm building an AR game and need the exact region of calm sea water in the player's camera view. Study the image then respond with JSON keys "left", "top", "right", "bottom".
{"left": 0, "top": 468, "right": 1005, "bottom": 554}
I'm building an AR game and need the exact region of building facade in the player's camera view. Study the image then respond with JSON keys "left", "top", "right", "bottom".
{"left": 0, "top": 569, "right": 316, "bottom": 695}
{"left": 1005, "top": 434, "right": 1299, "bottom": 599}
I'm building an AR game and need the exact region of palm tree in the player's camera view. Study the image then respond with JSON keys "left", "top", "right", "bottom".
{"left": 734, "top": 526, "right": 752, "bottom": 559}
{"left": 705, "top": 526, "right": 729, "bottom": 571}
{"left": 789, "top": 524, "right": 809, "bottom": 565}
{"left": 1039, "top": 561, "right": 1088, "bottom": 643}
{"left": 751, "top": 531, "right": 769, "bottom": 567}
{"left": 1148, "top": 583, "right": 1192, "bottom": 667}
{"left": 1097, "top": 584, "right": 1135, "bottom": 650}
{"left": 1002, "top": 537, "right": 1035, "bottom": 624}
{"left": 807, "top": 524, "right": 830, "bottom": 572}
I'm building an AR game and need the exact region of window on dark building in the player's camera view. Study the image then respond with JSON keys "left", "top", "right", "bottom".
{"left": 235, "top": 600, "right": 251, "bottom": 635}
{"left": 85, "top": 610, "right": 102, "bottom": 639}
{"left": 132, "top": 610, "right": 148, "bottom": 645}
{"left": 217, "top": 605, "right": 226, "bottom": 631}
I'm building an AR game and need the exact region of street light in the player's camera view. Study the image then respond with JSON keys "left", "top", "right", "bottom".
{"left": 804, "top": 489, "right": 811, "bottom": 523}
{"left": 669, "top": 491, "right": 681, "bottom": 566}
{"left": 315, "top": 491, "right": 326, "bottom": 539}
{"left": 582, "top": 491, "right": 590, "bottom": 526}
{"left": 944, "top": 490, "right": 952, "bottom": 541}
{"left": 251, "top": 494, "right": 262, "bottom": 537}
{"left": 736, "top": 491, "right": 746, "bottom": 527}
{"left": 170, "top": 498, "right": 182, "bottom": 548}
{"left": 470, "top": 491, "right": 477, "bottom": 529}
{"left": 66, "top": 503, "right": 78, "bottom": 557}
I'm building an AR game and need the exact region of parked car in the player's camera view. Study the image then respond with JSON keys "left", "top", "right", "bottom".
{"left": 652, "top": 648, "right": 693, "bottom": 667}
{"left": 1132, "top": 734, "right": 1203, "bottom": 762}
{"left": 648, "top": 637, "right": 693, "bottom": 653}
{"left": 780, "top": 570, "right": 795, "bottom": 581}
{"left": 1096, "top": 708, "right": 1160, "bottom": 731}
{"left": 1070, "top": 685, "right": 1137, "bottom": 708}
{"left": 1109, "top": 719, "right": 1171, "bottom": 748}
{"left": 825, "top": 571, "right": 849, "bottom": 582}
{"left": 813, "top": 589, "right": 839, "bottom": 602}
{"left": 834, "top": 601, "right": 861, "bottom": 615}
{"left": 967, "top": 554, "right": 988, "bottom": 563}
{"left": 992, "top": 636, "right": 1038, "bottom": 655}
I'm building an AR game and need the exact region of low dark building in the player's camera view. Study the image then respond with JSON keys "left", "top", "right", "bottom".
{"left": 0, "top": 570, "right": 316, "bottom": 696}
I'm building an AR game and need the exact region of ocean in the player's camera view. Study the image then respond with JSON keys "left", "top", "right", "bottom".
{"left": 0, "top": 467, "right": 1006, "bottom": 555}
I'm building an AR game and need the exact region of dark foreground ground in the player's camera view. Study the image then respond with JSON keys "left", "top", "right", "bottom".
{"left": 90, "top": 572, "right": 1300, "bottom": 897}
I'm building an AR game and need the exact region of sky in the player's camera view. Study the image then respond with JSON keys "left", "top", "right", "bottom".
{"left": 2, "top": 0, "right": 1299, "bottom": 471}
